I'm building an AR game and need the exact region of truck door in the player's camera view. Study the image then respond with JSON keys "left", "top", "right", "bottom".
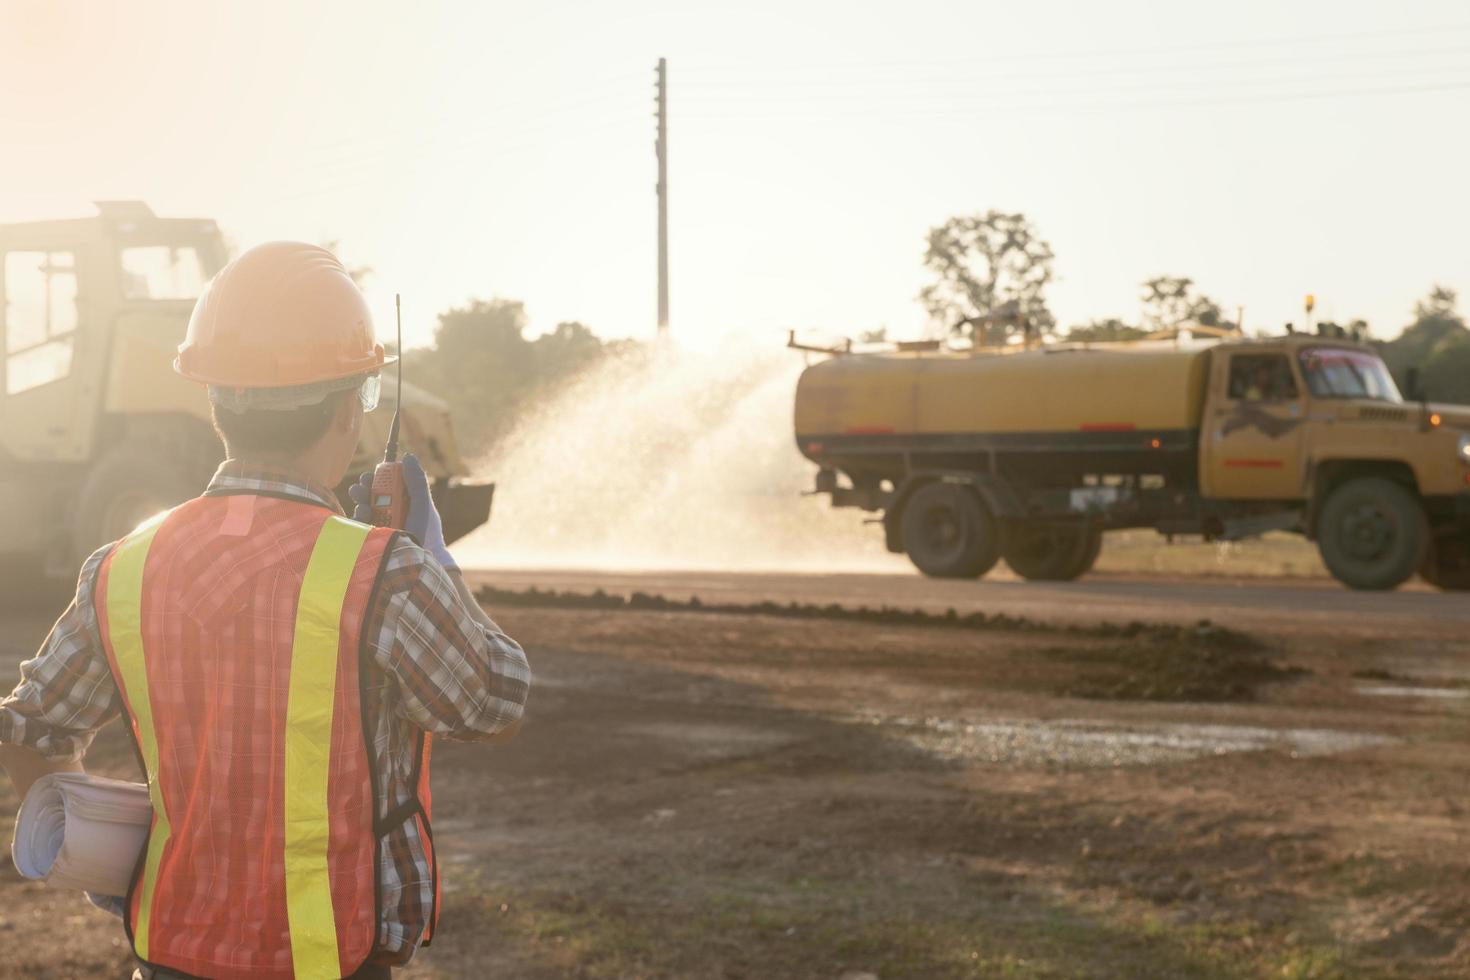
{"left": 1200, "top": 350, "right": 1308, "bottom": 500}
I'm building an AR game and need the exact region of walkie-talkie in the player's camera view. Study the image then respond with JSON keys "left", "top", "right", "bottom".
{"left": 370, "top": 294, "right": 408, "bottom": 529}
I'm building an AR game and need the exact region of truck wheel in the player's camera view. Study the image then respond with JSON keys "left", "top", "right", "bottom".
{"left": 1002, "top": 522, "right": 1100, "bottom": 581}
{"left": 899, "top": 482, "right": 1000, "bottom": 579}
{"left": 1316, "top": 477, "right": 1427, "bottom": 591}
{"left": 1420, "top": 534, "right": 1470, "bottom": 591}
{"left": 1077, "top": 526, "right": 1105, "bottom": 575}
{"left": 74, "top": 444, "right": 204, "bottom": 563}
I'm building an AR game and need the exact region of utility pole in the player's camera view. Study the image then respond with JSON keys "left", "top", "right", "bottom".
{"left": 655, "top": 56, "right": 669, "bottom": 336}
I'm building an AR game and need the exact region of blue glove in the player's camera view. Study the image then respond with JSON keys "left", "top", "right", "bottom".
{"left": 348, "top": 453, "right": 458, "bottom": 572}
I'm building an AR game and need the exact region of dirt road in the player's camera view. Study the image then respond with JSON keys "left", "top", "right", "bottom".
{"left": 466, "top": 568, "right": 1470, "bottom": 643}
{"left": 0, "top": 571, "right": 1465, "bottom": 978}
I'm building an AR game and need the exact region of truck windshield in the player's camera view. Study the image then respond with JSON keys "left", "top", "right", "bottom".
{"left": 1297, "top": 348, "right": 1402, "bottom": 403}
{"left": 119, "top": 244, "right": 206, "bottom": 300}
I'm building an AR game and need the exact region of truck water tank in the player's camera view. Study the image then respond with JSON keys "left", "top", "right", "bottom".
{"left": 794, "top": 345, "right": 1212, "bottom": 439}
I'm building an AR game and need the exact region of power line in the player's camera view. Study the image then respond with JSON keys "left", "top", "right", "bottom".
{"left": 677, "top": 22, "right": 1470, "bottom": 74}
{"left": 676, "top": 44, "right": 1470, "bottom": 91}
{"left": 679, "top": 78, "right": 1470, "bottom": 121}
{"left": 677, "top": 66, "right": 1470, "bottom": 111}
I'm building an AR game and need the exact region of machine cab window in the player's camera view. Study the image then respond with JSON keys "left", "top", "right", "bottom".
{"left": 1226, "top": 353, "right": 1297, "bottom": 402}
{"left": 119, "top": 244, "right": 207, "bottom": 300}
{"left": 3, "top": 250, "right": 79, "bottom": 395}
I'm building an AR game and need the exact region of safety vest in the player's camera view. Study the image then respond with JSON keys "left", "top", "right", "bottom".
{"left": 95, "top": 493, "right": 436, "bottom": 979}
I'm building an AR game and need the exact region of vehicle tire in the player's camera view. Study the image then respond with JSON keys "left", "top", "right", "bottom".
{"left": 73, "top": 443, "right": 206, "bottom": 563}
{"left": 1002, "top": 521, "right": 1101, "bottom": 581}
{"left": 899, "top": 481, "right": 1000, "bottom": 579}
{"left": 1316, "top": 477, "right": 1428, "bottom": 591}
{"left": 1420, "top": 533, "right": 1470, "bottom": 592}
{"left": 0, "top": 556, "right": 71, "bottom": 611}
{"left": 1077, "top": 526, "right": 1105, "bottom": 575}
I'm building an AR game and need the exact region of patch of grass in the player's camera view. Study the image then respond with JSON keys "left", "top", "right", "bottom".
{"left": 1273, "top": 946, "right": 1352, "bottom": 980}
{"left": 437, "top": 873, "right": 1275, "bottom": 980}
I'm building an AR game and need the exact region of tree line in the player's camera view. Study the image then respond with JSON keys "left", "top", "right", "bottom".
{"left": 401, "top": 299, "right": 635, "bottom": 456}
{"left": 397, "top": 212, "right": 1468, "bottom": 456}
{"left": 919, "top": 210, "right": 1470, "bottom": 403}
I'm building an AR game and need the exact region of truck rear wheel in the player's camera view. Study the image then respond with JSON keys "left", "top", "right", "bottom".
{"left": 899, "top": 482, "right": 1000, "bottom": 579}
{"left": 1002, "top": 521, "right": 1101, "bottom": 581}
{"left": 74, "top": 444, "right": 206, "bottom": 564}
{"left": 1420, "top": 534, "right": 1470, "bottom": 591}
{"left": 1316, "top": 477, "right": 1427, "bottom": 591}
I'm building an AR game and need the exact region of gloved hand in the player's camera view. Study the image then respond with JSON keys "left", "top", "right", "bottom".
{"left": 348, "top": 453, "right": 458, "bottom": 572}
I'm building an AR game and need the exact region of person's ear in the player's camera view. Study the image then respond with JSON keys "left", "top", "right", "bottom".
{"left": 333, "top": 389, "right": 361, "bottom": 434}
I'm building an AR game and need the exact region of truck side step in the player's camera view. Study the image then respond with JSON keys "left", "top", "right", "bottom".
{"left": 1217, "top": 510, "right": 1303, "bottom": 542}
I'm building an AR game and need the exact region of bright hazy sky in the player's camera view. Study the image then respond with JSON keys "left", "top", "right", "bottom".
{"left": 4, "top": 0, "right": 1469, "bottom": 349}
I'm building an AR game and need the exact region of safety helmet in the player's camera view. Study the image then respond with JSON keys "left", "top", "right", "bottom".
{"left": 175, "top": 241, "right": 394, "bottom": 395}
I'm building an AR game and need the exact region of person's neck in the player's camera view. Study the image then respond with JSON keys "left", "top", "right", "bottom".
{"left": 229, "top": 451, "right": 336, "bottom": 491}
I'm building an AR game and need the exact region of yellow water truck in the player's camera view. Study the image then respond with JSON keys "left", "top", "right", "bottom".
{"left": 0, "top": 202, "right": 493, "bottom": 581}
{"left": 794, "top": 334, "right": 1470, "bottom": 590}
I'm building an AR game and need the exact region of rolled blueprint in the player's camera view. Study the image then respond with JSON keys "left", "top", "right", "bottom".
{"left": 11, "top": 772, "right": 151, "bottom": 897}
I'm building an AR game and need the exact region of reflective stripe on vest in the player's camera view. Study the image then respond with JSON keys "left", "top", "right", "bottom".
{"left": 105, "top": 511, "right": 375, "bottom": 980}
{"left": 102, "top": 512, "right": 169, "bottom": 963}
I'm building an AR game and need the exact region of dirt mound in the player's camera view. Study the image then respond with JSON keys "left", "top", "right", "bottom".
{"left": 476, "top": 586, "right": 1257, "bottom": 642}
{"left": 477, "top": 585, "right": 1303, "bottom": 704}
{"left": 1043, "top": 625, "right": 1304, "bottom": 702}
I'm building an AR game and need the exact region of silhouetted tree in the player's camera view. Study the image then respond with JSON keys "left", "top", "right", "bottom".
{"left": 1421, "top": 343, "right": 1470, "bottom": 404}
{"left": 919, "top": 211, "right": 1055, "bottom": 345}
{"left": 1376, "top": 286, "right": 1470, "bottom": 403}
{"left": 1375, "top": 285, "right": 1470, "bottom": 399}
{"left": 1065, "top": 318, "right": 1148, "bottom": 343}
{"left": 1140, "top": 276, "right": 1227, "bottom": 332}
{"left": 404, "top": 300, "right": 620, "bottom": 453}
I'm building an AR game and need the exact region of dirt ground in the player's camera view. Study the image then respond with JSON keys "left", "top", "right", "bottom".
{"left": 0, "top": 578, "right": 1466, "bottom": 979}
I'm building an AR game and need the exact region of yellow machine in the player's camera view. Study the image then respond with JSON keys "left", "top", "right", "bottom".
{"left": 794, "top": 333, "right": 1470, "bottom": 590}
{"left": 0, "top": 202, "right": 492, "bottom": 579}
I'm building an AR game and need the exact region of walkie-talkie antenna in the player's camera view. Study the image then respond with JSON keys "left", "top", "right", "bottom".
{"left": 384, "top": 293, "right": 403, "bottom": 463}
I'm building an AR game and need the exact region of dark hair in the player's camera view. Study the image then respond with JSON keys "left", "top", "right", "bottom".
{"left": 211, "top": 391, "right": 347, "bottom": 455}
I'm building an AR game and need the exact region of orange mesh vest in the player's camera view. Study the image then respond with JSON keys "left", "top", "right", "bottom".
{"left": 94, "top": 493, "right": 436, "bottom": 980}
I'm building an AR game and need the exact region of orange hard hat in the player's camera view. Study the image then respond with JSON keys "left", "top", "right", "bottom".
{"left": 175, "top": 241, "right": 394, "bottom": 388}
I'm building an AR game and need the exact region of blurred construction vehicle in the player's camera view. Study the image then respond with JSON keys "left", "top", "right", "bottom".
{"left": 793, "top": 327, "right": 1470, "bottom": 591}
{"left": 0, "top": 202, "right": 492, "bottom": 581}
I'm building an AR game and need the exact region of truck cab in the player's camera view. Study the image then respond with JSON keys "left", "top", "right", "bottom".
{"left": 0, "top": 202, "right": 492, "bottom": 581}
{"left": 1199, "top": 336, "right": 1470, "bottom": 588}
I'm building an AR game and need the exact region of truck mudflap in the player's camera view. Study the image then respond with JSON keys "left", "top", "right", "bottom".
{"left": 431, "top": 479, "right": 496, "bottom": 545}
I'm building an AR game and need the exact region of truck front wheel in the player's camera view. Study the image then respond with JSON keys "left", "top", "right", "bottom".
{"left": 1002, "top": 521, "right": 1102, "bottom": 582}
{"left": 1316, "top": 477, "right": 1427, "bottom": 591}
{"left": 1420, "top": 533, "right": 1470, "bottom": 591}
{"left": 899, "top": 482, "right": 1000, "bottom": 579}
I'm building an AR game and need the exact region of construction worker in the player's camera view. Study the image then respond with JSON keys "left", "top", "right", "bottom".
{"left": 0, "top": 242, "right": 531, "bottom": 979}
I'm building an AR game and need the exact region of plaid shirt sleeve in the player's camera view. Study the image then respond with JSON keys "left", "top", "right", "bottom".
{"left": 369, "top": 537, "right": 530, "bottom": 740}
{"left": 0, "top": 545, "right": 123, "bottom": 762}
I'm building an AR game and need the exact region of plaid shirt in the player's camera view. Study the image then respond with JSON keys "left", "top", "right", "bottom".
{"left": 0, "top": 461, "right": 530, "bottom": 965}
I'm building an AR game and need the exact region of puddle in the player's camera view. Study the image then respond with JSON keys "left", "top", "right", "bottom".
{"left": 864, "top": 715, "right": 1395, "bottom": 769}
{"left": 1357, "top": 685, "right": 1469, "bottom": 700}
